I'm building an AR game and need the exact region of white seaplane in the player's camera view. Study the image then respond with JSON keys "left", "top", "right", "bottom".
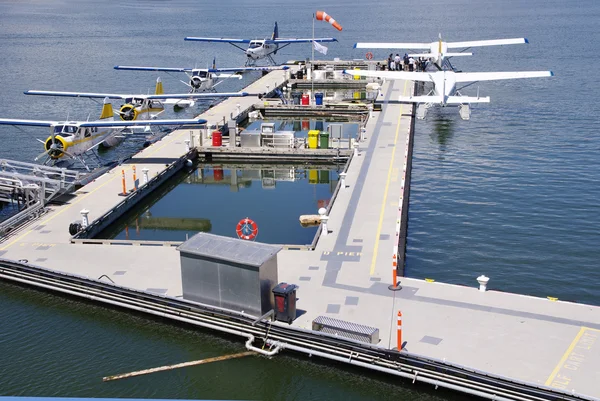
{"left": 184, "top": 22, "right": 337, "bottom": 66}
{"left": 24, "top": 78, "right": 256, "bottom": 120}
{"left": 0, "top": 100, "right": 206, "bottom": 169}
{"left": 355, "top": 34, "right": 528, "bottom": 71}
{"left": 114, "top": 58, "right": 288, "bottom": 93}
{"left": 345, "top": 69, "right": 553, "bottom": 120}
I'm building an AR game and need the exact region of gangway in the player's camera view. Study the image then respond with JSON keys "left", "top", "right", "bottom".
{"left": 0, "top": 159, "right": 86, "bottom": 236}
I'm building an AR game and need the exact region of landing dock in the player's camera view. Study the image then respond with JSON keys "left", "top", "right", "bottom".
{"left": 1, "top": 66, "right": 599, "bottom": 401}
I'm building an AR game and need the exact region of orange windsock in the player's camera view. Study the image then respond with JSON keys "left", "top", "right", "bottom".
{"left": 316, "top": 11, "right": 342, "bottom": 31}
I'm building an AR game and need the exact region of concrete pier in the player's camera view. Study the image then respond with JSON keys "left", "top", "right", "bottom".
{"left": 1, "top": 68, "right": 599, "bottom": 400}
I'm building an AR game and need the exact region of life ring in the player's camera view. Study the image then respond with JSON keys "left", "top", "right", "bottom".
{"left": 365, "top": 52, "right": 374, "bottom": 60}
{"left": 236, "top": 217, "right": 258, "bottom": 240}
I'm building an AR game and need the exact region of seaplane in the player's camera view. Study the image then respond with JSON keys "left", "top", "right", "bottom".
{"left": 114, "top": 58, "right": 289, "bottom": 93}
{"left": 24, "top": 78, "right": 256, "bottom": 120}
{"left": 344, "top": 69, "right": 553, "bottom": 120}
{"left": 184, "top": 22, "right": 337, "bottom": 66}
{"left": 355, "top": 34, "right": 529, "bottom": 71}
{"left": 0, "top": 99, "right": 206, "bottom": 169}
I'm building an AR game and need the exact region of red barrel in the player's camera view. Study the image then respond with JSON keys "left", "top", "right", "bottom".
{"left": 213, "top": 167, "right": 224, "bottom": 181}
{"left": 301, "top": 94, "right": 310, "bottom": 106}
{"left": 301, "top": 120, "right": 310, "bottom": 130}
{"left": 212, "top": 131, "right": 222, "bottom": 147}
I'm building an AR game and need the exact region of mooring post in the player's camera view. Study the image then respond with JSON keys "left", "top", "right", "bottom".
{"left": 185, "top": 139, "right": 191, "bottom": 152}
{"left": 353, "top": 142, "right": 359, "bottom": 157}
{"left": 477, "top": 275, "right": 489, "bottom": 292}
{"left": 142, "top": 168, "right": 149, "bottom": 185}
{"left": 80, "top": 209, "right": 89, "bottom": 228}
{"left": 339, "top": 172, "right": 347, "bottom": 189}
{"left": 318, "top": 207, "right": 328, "bottom": 237}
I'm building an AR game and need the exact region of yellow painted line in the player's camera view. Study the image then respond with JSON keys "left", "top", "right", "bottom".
{"left": 369, "top": 80, "right": 409, "bottom": 275}
{"left": 0, "top": 126, "right": 191, "bottom": 251}
{"left": 545, "top": 326, "right": 586, "bottom": 386}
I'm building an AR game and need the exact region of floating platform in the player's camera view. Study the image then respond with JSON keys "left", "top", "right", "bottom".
{"left": 1, "top": 66, "right": 599, "bottom": 401}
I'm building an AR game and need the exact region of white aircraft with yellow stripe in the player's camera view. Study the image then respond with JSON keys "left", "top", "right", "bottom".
{"left": 24, "top": 78, "right": 255, "bottom": 121}
{"left": 0, "top": 100, "right": 206, "bottom": 168}
{"left": 355, "top": 34, "right": 528, "bottom": 71}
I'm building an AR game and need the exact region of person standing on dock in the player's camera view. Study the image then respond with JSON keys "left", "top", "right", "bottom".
{"left": 387, "top": 54, "right": 393, "bottom": 70}
{"left": 403, "top": 53, "right": 409, "bottom": 70}
{"left": 394, "top": 54, "right": 401, "bottom": 70}
{"left": 408, "top": 56, "right": 415, "bottom": 71}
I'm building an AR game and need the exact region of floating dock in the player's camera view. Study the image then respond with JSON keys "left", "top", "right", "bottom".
{"left": 1, "top": 66, "right": 599, "bottom": 401}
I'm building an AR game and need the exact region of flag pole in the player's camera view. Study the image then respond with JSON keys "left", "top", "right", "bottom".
{"left": 311, "top": 13, "right": 315, "bottom": 105}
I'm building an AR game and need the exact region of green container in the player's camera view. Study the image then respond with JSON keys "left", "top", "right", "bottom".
{"left": 318, "top": 131, "right": 330, "bottom": 149}
{"left": 318, "top": 170, "right": 330, "bottom": 184}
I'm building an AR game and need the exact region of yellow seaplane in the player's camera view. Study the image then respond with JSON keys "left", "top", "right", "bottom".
{"left": 0, "top": 99, "right": 206, "bottom": 169}
{"left": 24, "top": 78, "right": 256, "bottom": 120}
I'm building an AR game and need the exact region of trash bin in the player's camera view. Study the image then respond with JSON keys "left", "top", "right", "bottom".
{"left": 296, "top": 70, "right": 304, "bottom": 80}
{"left": 291, "top": 91, "right": 302, "bottom": 105}
{"left": 301, "top": 94, "right": 310, "bottom": 106}
{"left": 308, "top": 130, "right": 319, "bottom": 149}
{"left": 314, "top": 92, "right": 324, "bottom": 106}
{"left": 318, "top": 130, "right": 329, "bottom": 149}
{"left": 272, "top": 282, "right": 298, "bottom": 324}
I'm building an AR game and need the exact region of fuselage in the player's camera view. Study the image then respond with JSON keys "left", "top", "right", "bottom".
{"left": 246, "top": 40, "right": 278, "bottom": 60}
{"left": 189, "top": 70, "right": 215, "bottom": 92}
{"left": 430, "top": 71, "right": 457, "bottom": 104}
{"left": 119, "top": 97, "right": 164, "bottom": 120}
{"left": 44, "top": 123, "right": 113, "bottom": 159}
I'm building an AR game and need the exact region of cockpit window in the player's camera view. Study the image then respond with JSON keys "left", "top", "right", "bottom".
{"left": 54, "top": 125, "right": 76, "bottom": 136}
{"left": 199, "top": 71, "right": 208, "bottom": 78}
{"left": 249, "top": 41, "right": 262, "bottom": 49}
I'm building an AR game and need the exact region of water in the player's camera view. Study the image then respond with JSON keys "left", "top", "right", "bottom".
{"left": 1, "top": 0, "right": 599, "bottom": 398}
{"left": 97, "top": 164, "right": 340, "bottom": 245}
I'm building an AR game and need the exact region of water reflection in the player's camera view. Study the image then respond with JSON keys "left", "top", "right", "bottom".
{"left": 97, "top": 163, "right": 342, "bottom": 245}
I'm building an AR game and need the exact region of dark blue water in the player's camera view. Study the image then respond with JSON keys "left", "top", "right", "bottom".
{"left": 1, "top": 0, "right": 599, "bottom": 398}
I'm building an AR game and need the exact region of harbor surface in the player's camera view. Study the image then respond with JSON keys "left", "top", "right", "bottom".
{"left": 2, "top": 0, "right": 600, "bottom": 400}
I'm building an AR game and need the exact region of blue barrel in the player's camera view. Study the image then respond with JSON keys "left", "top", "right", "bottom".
{"left": 315, "top": 92, "right": 324, "bottom": 106}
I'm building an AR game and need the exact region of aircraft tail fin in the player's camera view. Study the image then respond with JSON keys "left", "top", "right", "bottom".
{"left": 99, "top": 97, "right": 114, "bottom": 120}
{"left": 212, "top": 57, "right": 216, "bottom": 69}
{"left": 272, "top": 22, "right": 279, "bottom": 40}
{"left": 155, "top": 77, "right": 164, "bottom": 95}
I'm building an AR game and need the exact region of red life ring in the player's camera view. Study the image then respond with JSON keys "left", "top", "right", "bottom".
{"left": 236, "top": 217, "right": 258, "bottom": 240}
{"left": 365, "top": 52, "right": 374, "bottom": 60}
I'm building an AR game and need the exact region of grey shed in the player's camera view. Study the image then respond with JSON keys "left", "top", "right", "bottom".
{"left": 177, "top": 232, "right": 280, "bottom": 317}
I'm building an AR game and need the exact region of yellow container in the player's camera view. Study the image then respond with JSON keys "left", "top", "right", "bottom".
{"left": 308, "top": 130, "right": 319, "bottom": 149}
{"left": 308, "top": 169, "right": 318, "bottom": 184}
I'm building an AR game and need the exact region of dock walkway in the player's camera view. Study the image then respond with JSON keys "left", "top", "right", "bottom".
{"left": 0, "top": 70, "right": 599, "bottom": 400}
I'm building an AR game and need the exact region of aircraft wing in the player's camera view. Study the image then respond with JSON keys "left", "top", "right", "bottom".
{"left": 184, "top": 37, "right": 251, "bottom": 43}
{"left": 144, "top": 92, "right": 254, "bottom": 100}
{"left": 80, "top": 118, "right": 207, "bottom": 128}
{"left": 455, "top": 71, "right": 553, "bottom": 83}
{"left": 114, "top": 65, "right": 192, "bottom": 72}
{"left": 343, "top": 70, "right": 435, "bottom": 82}
{"left": 354, "top": 42, "right": 430, "bottom": 49}
{"left": 208, "top": 65, "right": 289, "bottom": 73}
{"left": 269, "top": 38, "right": 337, "bottom": 44}
{"left": 24, "top": 90, "right": 129, "bottom": 100}
{"left": 0, "top": 118, "right": 57, "bottom": 127}
{"left": 447, "top": 38, "right": 528, "bottom": 48}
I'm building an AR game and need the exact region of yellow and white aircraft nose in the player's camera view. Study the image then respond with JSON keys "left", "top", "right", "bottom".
{"left": 44, "top": 135, "right": 68, "bottom": 159}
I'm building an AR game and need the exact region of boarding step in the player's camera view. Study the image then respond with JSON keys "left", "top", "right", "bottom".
{"left": 312, "top": 316, "right": 379, "bottom": 344}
